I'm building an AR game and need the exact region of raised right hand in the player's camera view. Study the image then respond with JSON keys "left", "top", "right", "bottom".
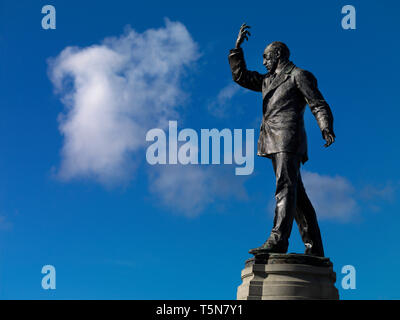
{"left": 235, "top": 23, "right": 251, "bottom": 49}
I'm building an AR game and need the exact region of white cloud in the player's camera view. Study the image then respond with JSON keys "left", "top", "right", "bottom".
{"left": 148, "top": 165, "right": 249, "bottom": 216}
{"left": 267, "top": 172, "right": 400, "bottom": 222}
{"left": 359, "top": 182, "right": 398, "bottom": 212}
{"left": 359, "top": 183, "right": 396, "bottom": 202}
{"left": 267, "top": 170, "right": 359, "bottom": 222}
{"left": 48, "top": 20, "right": 251, "bottom": 216}
{"left": 49, "top": 19, "right": 199, "bottom": 184}
{"left": 208, "top": 83, "right": 242, "bottom": 118}
{"left": 301, "top": 170, "right": 359, "bottom": 222}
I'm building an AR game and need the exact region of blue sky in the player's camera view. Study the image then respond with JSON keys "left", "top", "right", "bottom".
{"left": 0, "top": 0, "right": 400, "bottom": 299}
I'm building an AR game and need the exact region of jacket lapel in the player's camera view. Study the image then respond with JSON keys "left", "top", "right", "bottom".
{"left": 263, "top": 61, "right": 295, "bottom": 98}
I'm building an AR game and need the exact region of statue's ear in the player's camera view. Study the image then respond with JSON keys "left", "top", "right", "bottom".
{"left": 275, "top": 49, "right": 281, "bottom": 58}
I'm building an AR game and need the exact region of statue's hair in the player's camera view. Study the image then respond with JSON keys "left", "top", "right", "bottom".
{"left": 266, "top": 41, "right": 290, "bottom": 60}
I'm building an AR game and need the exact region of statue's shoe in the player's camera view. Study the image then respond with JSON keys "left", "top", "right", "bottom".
{"left": 249, "top": 242, "right": 287, "bottom": 255}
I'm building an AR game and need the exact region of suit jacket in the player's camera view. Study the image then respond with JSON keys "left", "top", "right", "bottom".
{"left": 228, "top": 47, "right": 334, "bottom": 163}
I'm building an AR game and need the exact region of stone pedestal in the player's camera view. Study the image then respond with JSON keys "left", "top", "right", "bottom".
{"left": 237, "top": 253, "right": 339, "bottom": 300}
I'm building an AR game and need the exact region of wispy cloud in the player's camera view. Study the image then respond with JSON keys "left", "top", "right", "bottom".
{"left": 207, "top": 83, "right": 242, "bottom": 118}
{"left": 359, "top": 183, "right": 396, "bottom": 202}
{"left": 359, "top": 182, "right": 398, "bottom": 212}
{"left": 148, "top": 165, "right": 249, "bottom": 216}
{"left": 266, "top": 170, "right": 359, "bottom": 222}
{"left": 266, "top": 171, "right": 399, "bottom": 223}
{"left": 301, "top": 170, "right": 359, "bottom": 222}
{"left": 49, "top": 19, "right": 199, "bottom": 185}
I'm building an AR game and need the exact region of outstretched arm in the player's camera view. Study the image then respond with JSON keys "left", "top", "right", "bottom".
{"left": 295, "top": 70, "right": 335, "bottom": 147}
{"left": 228, "top": 24, "right": 263, "bottom": 92}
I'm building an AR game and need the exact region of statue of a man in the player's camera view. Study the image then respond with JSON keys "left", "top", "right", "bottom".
{"left": 229, "top": 24, "right": 335, "bottom": 257}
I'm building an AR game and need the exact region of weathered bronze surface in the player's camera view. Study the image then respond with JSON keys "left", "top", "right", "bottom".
{"left": 229, "top": 24, "right": 335, "bottom": 257}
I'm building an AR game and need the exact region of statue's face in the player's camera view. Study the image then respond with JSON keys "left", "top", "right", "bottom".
{"left": 263, "top": 48, "right": 279, "bottom": 73}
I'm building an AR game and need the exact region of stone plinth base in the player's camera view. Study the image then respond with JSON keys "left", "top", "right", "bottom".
{"left": 237, "top": 253, "right": 339, "bottom": 300}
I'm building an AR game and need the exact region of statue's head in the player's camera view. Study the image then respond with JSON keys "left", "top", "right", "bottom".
{"left": 263, "top": 41, "right": 290, "bottom": 73}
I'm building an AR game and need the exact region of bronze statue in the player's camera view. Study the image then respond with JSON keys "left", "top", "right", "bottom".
{"left": 229, "top": 24, "right": 335, "bottom": 257}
